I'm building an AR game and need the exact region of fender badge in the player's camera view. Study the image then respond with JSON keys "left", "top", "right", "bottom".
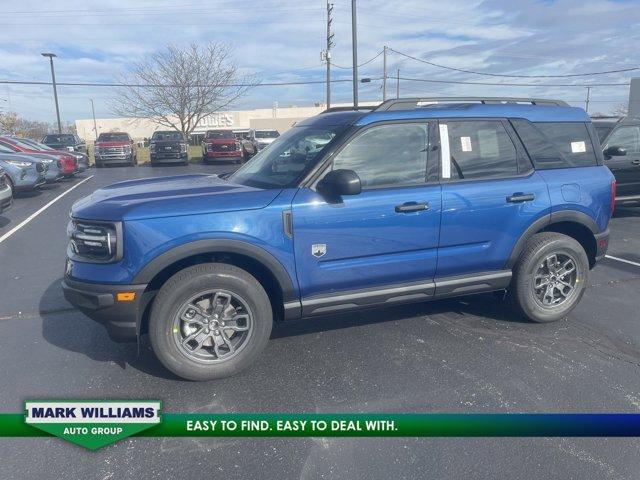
{"left": 312, "top": 244, "right": 326, "bottom": 258}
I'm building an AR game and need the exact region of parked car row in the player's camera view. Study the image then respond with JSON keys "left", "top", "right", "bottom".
{"left": 0, "top": 134, "right": 88, "bottom": 217}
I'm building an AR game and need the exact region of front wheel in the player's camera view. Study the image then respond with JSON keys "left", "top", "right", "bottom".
{"left": 149, "top": 263, "right": 273, "bottom": 381}
{"left": 509, "top": 232, "right": 589, "bottom": 323}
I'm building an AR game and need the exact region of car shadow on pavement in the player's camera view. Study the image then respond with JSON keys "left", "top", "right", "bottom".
{"left": 39, "top": 278, "right": 181, "bottom": 380}
{"left": 613, "top": 206, "right": 640, "bottom": 218}
{"left": 0, "top": 216, "right": 9, "bottom": 228}
{"left": 13, "top": 189, "right": 43, "bottom": 199}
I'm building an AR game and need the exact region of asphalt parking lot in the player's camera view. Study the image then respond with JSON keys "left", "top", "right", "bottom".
{"left": 0, "top": 165, "right": 639, "bottom": 479}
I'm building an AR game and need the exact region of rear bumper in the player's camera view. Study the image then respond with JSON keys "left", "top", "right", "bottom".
{"left": 62, "top": 277, "right": 149, "bottom": 342}
{"left": 594, "top": 228, "right": 610, "bottom": 264}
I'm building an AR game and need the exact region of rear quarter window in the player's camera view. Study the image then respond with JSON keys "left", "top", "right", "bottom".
{"left": 511, "top": 120, "right": 599, "bottom": 169}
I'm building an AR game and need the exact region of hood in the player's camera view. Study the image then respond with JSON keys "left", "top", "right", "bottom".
{"left": 0, "top": 152, "right": 58, "bottom": 163}
{"left": 71, "top": 173, "right": 281, "bottom": 221}
{"left": 0, "top": 153, "right": 38, "bottom": 165}
{"left": 95, "top": 141, "right": 131, "bottom": 147}
{"left": 204, "top": 138, "right": 237, "bottom": 145}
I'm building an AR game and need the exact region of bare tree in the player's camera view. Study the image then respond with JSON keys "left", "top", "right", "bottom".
{"left": 612, "top": 103, "right": 628, "bottom": 116}
{"left": 110, "top": 43, "right": 257, "bottom": 135}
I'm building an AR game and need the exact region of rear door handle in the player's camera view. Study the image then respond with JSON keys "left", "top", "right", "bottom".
{"left": 506, "top": 193, "right": 535, "bottom": 203}
{"left": 395, "top": 202, "right": 428, "bottom": 213}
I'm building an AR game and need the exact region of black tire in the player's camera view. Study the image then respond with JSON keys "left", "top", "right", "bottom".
{"left": 149, "top": 263, "right": 273, "bottom": 381}
{"left": 509, "top": 232, "right": 589, "bottom": 323}
{"left": 95, "top": 161, "right": 103, "bottom": 168}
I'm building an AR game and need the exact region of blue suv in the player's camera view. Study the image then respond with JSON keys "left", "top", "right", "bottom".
{"left": 63, "top": 97, "right": 615, "bottom": 380}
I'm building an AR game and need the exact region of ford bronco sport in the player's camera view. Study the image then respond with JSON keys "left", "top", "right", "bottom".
{"left": 63, "top": 97, "right": 614, "bottom": 381}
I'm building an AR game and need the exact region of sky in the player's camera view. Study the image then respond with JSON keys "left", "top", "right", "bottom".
{"left": 0, "top": 0, "right": 639, "bottom": 124}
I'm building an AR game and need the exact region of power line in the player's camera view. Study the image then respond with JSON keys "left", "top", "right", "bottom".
{"left": 395, "top": 76, "right": 630, "bottom": 88}
{"left": 0, "top": 78, "right": 369, "bottom": 88}
{"left": 332, "top": 50, "right": 383, "bottom": 69}
{"left": 388, "top": 48, "right": 640, "bottom": 78}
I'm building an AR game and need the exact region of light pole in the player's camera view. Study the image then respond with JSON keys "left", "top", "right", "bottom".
{"left": 351, "top": 0, "right": 358, "bottom": 108}
{"left": 90, "top": 99, "right": 98, "bottom": 139}
{"left": 41, "top": 53, "right": 62, "bottom": 134}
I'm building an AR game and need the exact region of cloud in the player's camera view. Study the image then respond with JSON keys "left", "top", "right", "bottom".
{"left": 0, "top": 0, "right": 637, "bottom": 122}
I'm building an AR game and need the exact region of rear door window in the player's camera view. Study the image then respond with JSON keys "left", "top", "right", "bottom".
{"left": 441, "top": 120, "right": 519, "bottom": 180}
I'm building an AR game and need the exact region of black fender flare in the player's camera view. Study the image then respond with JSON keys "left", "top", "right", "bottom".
{"left": 132, "top": 239, "right": 297, "bottom": 302}
{"left": 506, "top": 210, "right": 600, "bottom": 269}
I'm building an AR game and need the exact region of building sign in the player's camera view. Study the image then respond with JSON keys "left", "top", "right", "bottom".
{"left": 198, "top": 113, "right": 235, "bottom": 129}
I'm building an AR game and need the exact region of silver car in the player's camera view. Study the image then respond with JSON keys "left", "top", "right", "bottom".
{"left": 0, "top": 143, "right": 61, "bottom": 182}
{"left": 0, "top": 155, "right": 47, "bottom": 191}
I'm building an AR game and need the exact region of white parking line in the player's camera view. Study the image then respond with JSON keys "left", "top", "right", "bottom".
{"left": 0, "top": 175, "right": 94, "bottom": 245}
{"left": 605, "top": 255, "right": 640, "bottom": 268}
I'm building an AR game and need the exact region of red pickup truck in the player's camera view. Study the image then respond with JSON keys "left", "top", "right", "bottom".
{"left": 201, "top": 130, "right": 243, "bottom": 164}
{"left": 94, "top": 132, "right": 137, "bottom": 167}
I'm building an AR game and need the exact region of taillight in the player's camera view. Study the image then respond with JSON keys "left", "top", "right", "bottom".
{"left": 610, "top": 180, "right": 617, "bottom": 216}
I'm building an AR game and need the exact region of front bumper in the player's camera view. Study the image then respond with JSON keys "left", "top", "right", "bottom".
{"left": 151, "top": 152, "right": 187, "bottom": 163}
{"left": 594, "top": 228, "right": 610, "bottom": 264}
{"left": 95, "top": 153, "right": 133, "bottom": 164}
{"left": 204, "top": 151, "right": 242, "bottom": 162}
{"left": 10, "top": 169, "right": 46, "bottom": 190}
{"left": 0, "top": 185, "right": 12, "bottom": 214}
{"left": 62, "top": 277, "right": 149, "bottom": 342}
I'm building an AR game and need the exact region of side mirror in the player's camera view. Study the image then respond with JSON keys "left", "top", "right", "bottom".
{"left": 317, "top": 169, "right": 362, "bottom": 197}
{"left": 604, "top": 146, "right": 627, "bottom": 157}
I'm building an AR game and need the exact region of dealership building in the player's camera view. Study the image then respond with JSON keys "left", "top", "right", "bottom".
{"left": 74, "top": 102, "right": 377, "bottom": 144}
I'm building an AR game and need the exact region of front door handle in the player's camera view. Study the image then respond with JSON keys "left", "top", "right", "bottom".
{"left": 506, "top": 193, "right": 535, "bottom": 203}
{"left": 395, "top": 202, "right": 428, "bottom": 213}
{"left": 632, "top": 159, "right": 640, "bottom": 165}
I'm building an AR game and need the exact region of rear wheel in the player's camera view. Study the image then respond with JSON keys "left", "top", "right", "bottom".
{"left": 149, "top": 263, "right": 273, "bottom": 381}
{"left": 509, "top": 232, "right": 588, "bottom": 323}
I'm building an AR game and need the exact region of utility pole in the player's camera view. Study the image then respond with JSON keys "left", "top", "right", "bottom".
{"left": 351, "top": 0, "right": 358, "bottom": 108}
{"left": 90, "top": 99, "right": 98, "bottom": 139}
{"left": 585, "top": 86, "right": 591, "bottom": 113}
{"left": 396, "top": 69, "right": 400, "bottom": 99}
{"left": 41, "top": 53, "right": 62, "bottom": 134}
{"left": 325, "top": 1, "right": 334, "bottom": 109}
{"left": 382, "top": 45, "right": 387, "bottom": 101}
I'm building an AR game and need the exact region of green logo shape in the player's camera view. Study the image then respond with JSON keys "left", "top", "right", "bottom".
{"left": 25, "top": 400, "right": 161, "bottom": 450}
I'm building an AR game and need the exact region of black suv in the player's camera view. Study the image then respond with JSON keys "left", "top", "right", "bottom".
{"left": 149, "top": 131, "right": 189, "bottom": 166}
{"left": 592, "top": 116, "right": 640, "bottom": 205}
{"left": 41, "top": 133, "right": 87, "bottom": 155}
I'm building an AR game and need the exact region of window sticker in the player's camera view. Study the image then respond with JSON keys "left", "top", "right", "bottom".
{"left": 571, "top": 141, "right": 586, "bottom": 153}
{"left": 460, "top": 136, "right": 472, "bottom": 152}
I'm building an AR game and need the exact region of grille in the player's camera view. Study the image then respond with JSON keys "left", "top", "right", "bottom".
{"left": 209, "top": 143, "right": 237, "bottom": 152}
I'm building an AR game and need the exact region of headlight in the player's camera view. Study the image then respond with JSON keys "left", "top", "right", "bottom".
{"left": 205, "top": 143, "right": 212, "bottom": 151}
{"left": 124, "top": 145, "right": 132, "bottom": 153}
{"left": 67, "top": 219, "right": 122, "bottom": 263}
{"left": 6, "top": 160, "right": 32, "bottom": 167}
{"left": 180, "top": 143, "right": 187, "bottom": 153}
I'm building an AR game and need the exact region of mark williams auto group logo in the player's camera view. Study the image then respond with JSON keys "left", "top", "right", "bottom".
{"left": 25, "top": 401, "right": 161, "bottom": 450}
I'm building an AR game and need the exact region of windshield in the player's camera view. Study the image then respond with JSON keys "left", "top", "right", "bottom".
{"left": 229, "top": 126, "right": 341, "bottom": 189}
{"left": 98, "top": 133, "right": 129, "bottom": 142}
{"left": 43, "top": 134, "right": 74, "bottom": 145}
{"left": 0, "top": 143, "right": 16, "bottom": 153}
{"left": 152, "top": 131, "right": 184, "bottom": 141}
{"left": 206, "top": 130, "right": 234, "bottom": 139}
{"left": 255, "top": 130, "right": 279, "bottom": 139}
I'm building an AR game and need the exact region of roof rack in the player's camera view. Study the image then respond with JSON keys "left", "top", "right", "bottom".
{"left": 321, "top": 105, "right": 378, "bottom": 114}
{"left": 374, "top": 97, "right": 569, "bottom": 112}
